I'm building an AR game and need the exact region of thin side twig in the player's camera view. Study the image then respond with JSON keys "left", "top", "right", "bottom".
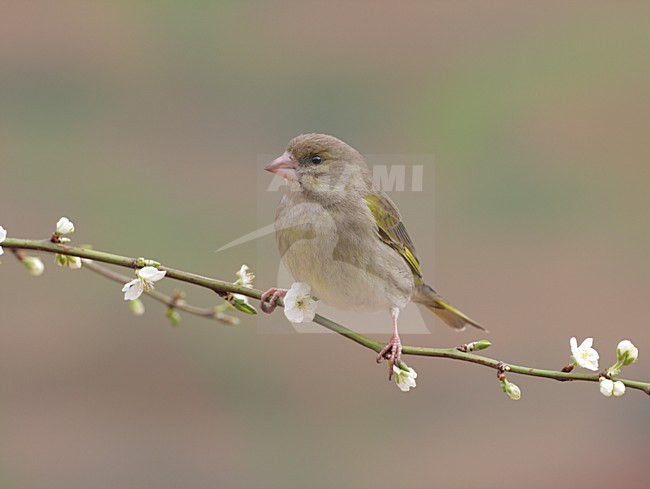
{"left": 81, "top": 259, "right": 239, "bottom": 325}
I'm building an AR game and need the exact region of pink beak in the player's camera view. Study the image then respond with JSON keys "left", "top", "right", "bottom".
{"left": 265, "top": 151, "right": 299, "bottom": 181}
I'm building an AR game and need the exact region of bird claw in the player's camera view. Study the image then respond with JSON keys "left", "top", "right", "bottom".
{"left": 376, "top": 334, "right": 402, "bottom": 380}
{"left": 260, "top": 288, "right": 288, "bottom": 314}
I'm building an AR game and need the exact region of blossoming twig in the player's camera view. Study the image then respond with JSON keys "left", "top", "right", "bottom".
{"left": 81, "top": 259, "right": 239, "bottom": 325}
{"left": 2, "top": 236, "right": 649, "bottom": 397}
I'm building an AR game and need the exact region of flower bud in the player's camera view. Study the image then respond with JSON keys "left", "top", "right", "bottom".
{"left": 129, "top": 299, "right": 145, "bottom": 316}
{"left": 55, "top": 254, "right": 82, "bottom": 270}
{"left": 166, "top": 308, "right": 182, "bottom": 326}
{"left": 467, "top": 340, "right": 492, "bottom": 352}
{"left": 23, "top": 256, "right": 45, "bottom": 276}
{"left": 230, "top": 295, "right": 258, "bottom": 315}
{"left": 612, "top": 381, "right": 626, "bottom": 397}
{"left": 135, "top": 257, "right": 161, "bottom": 268}
{"left": 501, "top": 380, "right": 521, "bottom": 400}
{"left": 0, "top": 225, "right": 7, "bottom": 255}
{"left": 599, "top": 378, "right": 614, "bottom": 397}
{"left": 55, "top": 217, "right": 75, "bottom": 235}
{"left": 616, "top": 340, "right": 638, "bottom": 366}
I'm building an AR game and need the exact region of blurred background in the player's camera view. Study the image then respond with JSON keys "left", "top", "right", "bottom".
{"left": 1, "top": 1, "right": 648, "bottom": 488}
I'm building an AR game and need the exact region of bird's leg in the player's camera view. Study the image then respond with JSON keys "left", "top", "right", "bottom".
{"left": 260, "top": 287, "right": 288, "bottom": 314}
{"left": 376, "top": 307, "right": 402, "bottom": 380}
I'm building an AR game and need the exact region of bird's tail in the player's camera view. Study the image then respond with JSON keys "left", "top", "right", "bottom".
{"left": 414, "top": 284, "right": 487, "bottom": 332}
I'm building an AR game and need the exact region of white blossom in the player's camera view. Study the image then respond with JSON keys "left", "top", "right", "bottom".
{"left": 235, "top": 264, "right": 255, "bottom": 288}
{"left": 393, "top": 365, "right": 418, "bottom": 392}
{"left": 55, "top": 217, "right": 75, "bottom": 235}
{"left": 616, "top": 340, "right": 638, "bottom": 366}
{"left": 283, "top": 282, "right": 318, "bottom": 323}
{"left": 122, "top": 266, "right": 166, "bottom": 301}
{"left": 0, "top": 225, "right": 6, "bottom": 255}
{"left": 233, "top": 264, "right": 255, "bottom": 307}
{"left": 570, "top": 337, "right": 599, "bottom": 371}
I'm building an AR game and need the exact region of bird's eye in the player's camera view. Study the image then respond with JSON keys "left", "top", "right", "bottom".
{"left": 310, "top": 155, "right": 323, "bottom": 165}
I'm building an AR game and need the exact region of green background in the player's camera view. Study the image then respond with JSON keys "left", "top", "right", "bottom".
{"left": 1, "top": 2, "right": 648, "bottom": 488}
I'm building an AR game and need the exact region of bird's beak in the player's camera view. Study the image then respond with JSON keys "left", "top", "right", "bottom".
{"left": 265, "top": 152, "right": 299, "bottom": 181}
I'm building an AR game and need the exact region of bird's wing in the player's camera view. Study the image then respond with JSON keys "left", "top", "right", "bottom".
{"left": 363, "top": 193, "right": 423, "bottom": 283}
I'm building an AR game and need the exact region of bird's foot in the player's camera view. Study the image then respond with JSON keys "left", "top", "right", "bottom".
{"left": 376, "top": 334, "right": 402, "bottom": 380}
{"left": 260, "top": 288, "right": 288, "bottom": 314}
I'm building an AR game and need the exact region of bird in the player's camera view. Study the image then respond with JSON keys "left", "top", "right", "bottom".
{"left": 261, "top": 133, "right": 485, "bottom": 378}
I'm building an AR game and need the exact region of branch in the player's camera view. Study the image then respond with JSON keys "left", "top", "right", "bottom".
{"left": 3, "top": 237, "right": 648, "bottom": 397}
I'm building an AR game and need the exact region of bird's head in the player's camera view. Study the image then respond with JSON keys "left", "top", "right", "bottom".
{"left": 265, "top": 133, "right": 371, "bottom": 203}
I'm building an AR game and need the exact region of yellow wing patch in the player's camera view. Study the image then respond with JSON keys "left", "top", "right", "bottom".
{"left": 364, "top": 194, "right": 423, "bottom": 282}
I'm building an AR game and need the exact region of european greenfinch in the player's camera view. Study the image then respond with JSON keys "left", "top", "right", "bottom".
{"left": 262, "top": 134, "right": 484, "bottom": 378}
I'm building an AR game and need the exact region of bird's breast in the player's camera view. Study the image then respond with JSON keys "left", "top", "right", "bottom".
{"left": 275, "top": 194, "right": 414, "bottom": 312}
